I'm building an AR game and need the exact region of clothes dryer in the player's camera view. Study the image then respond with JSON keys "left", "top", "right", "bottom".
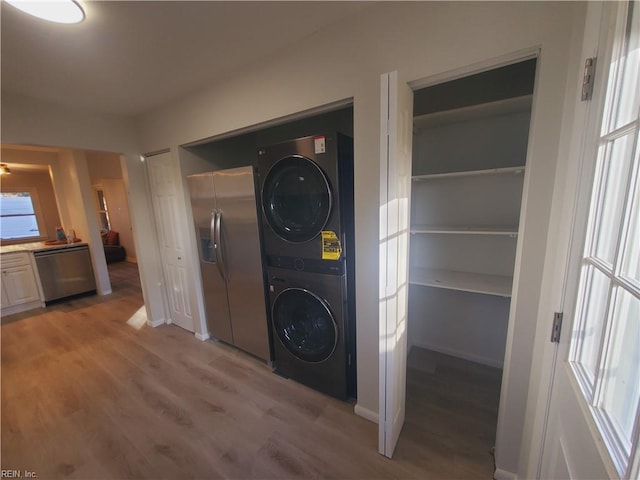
{"left": 257, "top": 133, "right": 354, "bottom": 268}
{"left": 267, "top": 266, "right": 356, "bottom": 400}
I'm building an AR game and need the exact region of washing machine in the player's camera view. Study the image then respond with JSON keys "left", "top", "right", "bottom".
{"left": 267, "top": 266, "right": 356, "bottom": 400}
{"left": 256, "top": 133, "right": 354, "bottom": 268}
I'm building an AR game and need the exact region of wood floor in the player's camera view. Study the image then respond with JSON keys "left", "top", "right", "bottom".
{"left": 399, "top": 347, "right": 500, "bottom": 478}
{"left": 1, "top": 262, "right": 498, "bottom": 479}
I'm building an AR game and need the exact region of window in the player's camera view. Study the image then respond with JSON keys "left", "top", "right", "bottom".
{"left": 569, "top": 2, "right": 640, "bottom": 477}
{"left": 0, "top": 191, "right": 45, "bottom": 241}
{"left": 94, "top": 187, "right": 111, "bottom": 232}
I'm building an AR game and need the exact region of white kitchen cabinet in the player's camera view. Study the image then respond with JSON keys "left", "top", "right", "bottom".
{"left": 1, "top": 252, "right": 42, "bottom": 315}
{"left": 408, "top": 91, "right": 532, "bottom": 367}
{"left": 1, "top": 276, "right": 9, "bottom": 308}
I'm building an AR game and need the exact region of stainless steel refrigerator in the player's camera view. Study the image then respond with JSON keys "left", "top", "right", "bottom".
{"left": 187, "top": 166, "right": 270, "bottom": 361}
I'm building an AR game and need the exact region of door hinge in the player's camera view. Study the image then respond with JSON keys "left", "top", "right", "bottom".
{"left": 551, "top": 312, "right": 563, "bottom": 343}
{"left": 581, "top": 57, "right": 596, "bottom": 101}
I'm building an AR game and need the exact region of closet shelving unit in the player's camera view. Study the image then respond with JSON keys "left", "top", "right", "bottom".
{"left": 410, "top": 164, "right": 526, "bottom": 298}
{"left": 409, "top": 95, "right": 531, "bottom": 304}
{"left": 407, "top": 58, "right": 536, "bottom": 433}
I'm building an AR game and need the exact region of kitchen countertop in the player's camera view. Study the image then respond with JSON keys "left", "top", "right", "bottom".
{"left": 0, "top": 241, "right": 89, "bottom": 255}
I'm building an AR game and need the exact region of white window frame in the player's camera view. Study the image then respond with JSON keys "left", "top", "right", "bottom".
{"left": 0, "top": 187, "right": 47, "bottom": 243}
{"left": 93, "top": 184, "right": 111, "bottom": 233}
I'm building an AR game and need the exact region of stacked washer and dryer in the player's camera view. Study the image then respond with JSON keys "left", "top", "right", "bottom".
{"left": 256, "top": 133, "right": 356, "bottom": 401}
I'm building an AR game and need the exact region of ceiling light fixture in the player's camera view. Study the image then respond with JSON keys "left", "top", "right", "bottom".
{"left": 0, "top": 164, "right": 12, "bottom": 175}
{"left": 5, "top": 0, "right": 85, "bottom": 24}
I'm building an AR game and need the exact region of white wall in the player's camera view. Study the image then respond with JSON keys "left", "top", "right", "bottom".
{"left": 86, "top": 150, "right": 123, "bottom": 180}
{"left": 1, "top": 2, "right": 586, "bottom": 476}
{"left": 135, "top": 3, "right": 584, "bottom": 475}
{"left": 408, "top": 288, "right": 512, "bottom": 368}
{"left": 414, "top": 111, "right": 532, "bottom": 174}
{"left": 1, "top": 94, "right": 137, "bottom": 153}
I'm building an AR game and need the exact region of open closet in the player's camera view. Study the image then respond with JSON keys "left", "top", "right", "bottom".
{"left": 404, "top": 58, "right": 537, "bottom": 472}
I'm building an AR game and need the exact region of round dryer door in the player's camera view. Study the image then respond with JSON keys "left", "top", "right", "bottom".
{"left": 272, "top": 288, "right": 338, "bottom": 363}
{"left": 262, "top": 155, "right": 331, "bottom": 243}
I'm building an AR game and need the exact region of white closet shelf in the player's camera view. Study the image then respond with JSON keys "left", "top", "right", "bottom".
{"left": 413, "top": 94, "right": 533, "bottom": 130}
{"left": 409, "top": 267, "right": 513, "bottom": 297}
{"left": 412, "top": 166, "right": 525, "bottom": 181}
{"left": 410, "top": 225, "right": 518, "bottom": 236}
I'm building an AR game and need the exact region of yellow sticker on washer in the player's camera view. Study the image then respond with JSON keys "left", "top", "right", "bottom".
{"left": 321, "top": 231, "right": 342, "bottom": 260}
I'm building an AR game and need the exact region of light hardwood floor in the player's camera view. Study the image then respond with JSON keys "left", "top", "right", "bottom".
{"left": 2, "top": 262, "right": 497, "bottom": 479}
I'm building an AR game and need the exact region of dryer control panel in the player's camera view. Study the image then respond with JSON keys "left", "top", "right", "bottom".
{"left": 266, "top": 254, "right": 345, "bottom": 275}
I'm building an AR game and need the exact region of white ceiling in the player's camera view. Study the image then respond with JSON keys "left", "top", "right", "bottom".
{"left": 1, "top": 1, "right": 370, "bottom": 118}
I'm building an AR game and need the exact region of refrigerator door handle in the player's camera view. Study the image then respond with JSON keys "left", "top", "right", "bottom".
{"left": 214, "top": 210, "right": 228, "bottom": 281}
{"left": 207, "top": 210, "right": 217, "bottom": 264}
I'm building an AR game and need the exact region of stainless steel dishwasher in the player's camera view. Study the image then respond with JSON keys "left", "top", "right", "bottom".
{"left": 33, "top": 244, "right": 97, "bottom": 303}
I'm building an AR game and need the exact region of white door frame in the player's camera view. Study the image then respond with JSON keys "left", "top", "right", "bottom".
{"left": 379, "top": 48, "right": 541, "bottom": 470}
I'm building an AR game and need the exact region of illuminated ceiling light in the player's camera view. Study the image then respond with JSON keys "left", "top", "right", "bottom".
{"left": 0, "top": 164, "right": 12, "bottom": 175}
{"left": 5, "top": 0, "right": 85, "bottom": 24}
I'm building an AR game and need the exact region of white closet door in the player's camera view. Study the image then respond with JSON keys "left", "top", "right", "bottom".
{"left": 146, "top": 151, "right": 194, "bottom": 333}
{"left": 379, "top": 71, "right": 414, "bottom": 458}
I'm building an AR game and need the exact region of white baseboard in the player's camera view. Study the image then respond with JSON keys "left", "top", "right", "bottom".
{"left": 147, "top": 317, "right": 166, "bottom": 328}
{"left": 494, "top": 468, "right": 517, "bottom": 480}
{"left": 1, "top": 299, "right": 42, "bottom": 317}
{"left": 411, "top": 340, "right": 504, "bottom": 369}
{"left": 354, "top": 404, "right": 378, "bottom": 424}
{"left": 194, "top": 331, "right": 209, "bottom": 341}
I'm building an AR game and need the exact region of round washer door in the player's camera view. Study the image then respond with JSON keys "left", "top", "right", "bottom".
{"left": 262, "top": 155, "right": 331, "bottom": 243}
{"left": 272, "top": 288, "right": 338, "bottom": 363}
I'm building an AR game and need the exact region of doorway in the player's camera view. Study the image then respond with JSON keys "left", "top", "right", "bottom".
{"left": 86, "top": 150, "right": 138, "bottom": 281}
{"left": 401, "top": 58, "right": 537, "bottom": 474}
{"left": 0, "top": 144, "right": 141, "bottom": 296}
